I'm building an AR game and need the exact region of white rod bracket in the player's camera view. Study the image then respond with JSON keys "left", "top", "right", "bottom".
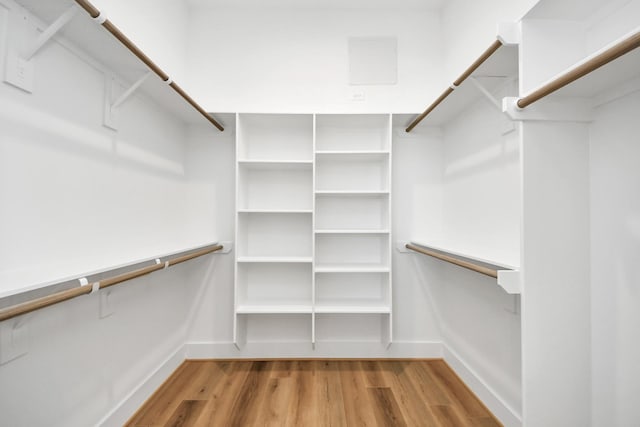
{"left": 111, "top": 72, "right": 152, "bottom": 110}
{"left": 92, "top": 12, "right": 107, "bottom": 25}
{"left": 497, "top": 270, "right": 521, "bottom": 294}
{"left": 503, "top": 96, "right": 594, "bottom": 122}
{"left": 218, "top": 242, "right": 233, "bottom": 254}
{"left": 23, "top": 5, "right": 78, "bottom": 61}
{"left": 497, "top": 22, "right": 520, "bottom": 46}
{"left": 395, "top": 241, "right": 411, "bottom": 253}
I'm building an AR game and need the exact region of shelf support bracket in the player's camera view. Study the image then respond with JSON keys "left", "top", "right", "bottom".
{"left": 469, "top": 77, "right": 503, "bottom": 110}
{"left": 23, "top": 5, "right": 78, "bottom": 61}
{"left": 111, "top": 72, "right": 152, "bottom": 110}
{"left": 104, "top": 72, "right": 152, "bottom": 130}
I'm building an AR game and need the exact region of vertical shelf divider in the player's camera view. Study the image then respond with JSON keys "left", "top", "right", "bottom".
{"left": 311, "top": 114, "right": 317, "bottom": 348}
{"left": 386, "top": 113, "right": 393, "bottom": 347}
{"left": 233, "top": 113, "right": 241, "bottom": 348}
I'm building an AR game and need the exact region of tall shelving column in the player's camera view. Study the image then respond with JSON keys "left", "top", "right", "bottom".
{"left": 234, "top": 114, "right": 314, "bottom": 348}
{"left": 313, "top": 114, "right": 393, "bottom": 346}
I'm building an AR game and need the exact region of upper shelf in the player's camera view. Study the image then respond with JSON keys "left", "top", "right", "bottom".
{"left": 523, "top": 0, "right": 615, "bottom": 21}
{"left": 14, "top": 0, "right": 223, "bottom": 130}
{"left": 405, "top": 241, "right": 521, "bottom": 294}
{"left": 517, "top": 28, "right": 640, "bottom": 105}
{"left": 406, "top": 40, "right": 518, "bottom": 130}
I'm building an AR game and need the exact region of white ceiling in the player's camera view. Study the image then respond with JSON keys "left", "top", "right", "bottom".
{"left": 187, "top": 0, "right": 445, "bottom": 9}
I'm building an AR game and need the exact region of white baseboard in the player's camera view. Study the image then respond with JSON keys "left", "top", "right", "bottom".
{"left": 185, "top": 340, "right": 443, "bottom": 359}
{"left": 97, "top": 345, "right": 186, "bottom": 427}
{"left": 443, "top": 344, "right": 522, "bottom": 427}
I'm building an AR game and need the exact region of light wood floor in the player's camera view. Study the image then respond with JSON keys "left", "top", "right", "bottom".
{"left": 126, "top": 359, "right": 501, "bottom": 427}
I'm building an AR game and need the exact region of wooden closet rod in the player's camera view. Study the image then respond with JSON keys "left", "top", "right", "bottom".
{"left": 405, "top": 243, "right": 498, "bottom": 278}
{"left": 73, "top": 0, "right": 224, "bottom": 132}
{"left": 406, "top": 39, "right": 503, "bottom": 132}
{"left": 517, "top": 30, "right": 640, "bottom": 108}
{"left": 0, "top": 244, "right": 223, "bottom": 322}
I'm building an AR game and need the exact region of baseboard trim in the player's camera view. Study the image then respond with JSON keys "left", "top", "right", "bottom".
{"left": 97, "top": 344, "right": 186, "bottom": 427}
{"left": 443, "top": 344, "right": 522, "bottom": 427}
{"left": 185, "top": 340, "right": 443, "bottom": 359}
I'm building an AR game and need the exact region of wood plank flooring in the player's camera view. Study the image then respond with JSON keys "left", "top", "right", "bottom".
{"left": 126, "top": 360, "right": 501, "bottom": 427}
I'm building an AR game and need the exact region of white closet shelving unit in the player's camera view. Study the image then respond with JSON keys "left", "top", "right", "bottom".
{"left": 234, "top": 113, "right": 393, "bottom": 347}
{"left": 314, "top": 114, "right": 393, "bottom": 346}
{"left": 234, "top": 114, "right": 314, "bottom": 345}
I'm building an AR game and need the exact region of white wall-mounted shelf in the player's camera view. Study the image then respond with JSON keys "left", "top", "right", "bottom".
{"left": 315, "top": 191, "right": 390, "bottom": 196}
{"left": 314, "top": 230, "right": 390, "bottom": 234}
{"left": 315, "top": 305, "right": 391, "bottom": 314}
{"left": 237, "top": 256, "right": 313, "bottom": 263}
{"left": 405, "top": 242, "right": 521, "bottom": 294}
{"left": 523, "top": 29, "right": 640, "bottom": 101}
{"left": 11, "top": 0, "right": 223, "bottom": 129}
{"left": 236, "top": 305, "right": 312, "bottom": 314}
{"left": 238, "top": 209, "right": 313, "bottom": 214}
{"left": 315, "top": 263, "right": 391, "bottom": 273}
{"left": 315, "top": 150, "right": 390, "bottom": 155}
{"left": 238, "top": 160, "right": 313, "bottom": 169}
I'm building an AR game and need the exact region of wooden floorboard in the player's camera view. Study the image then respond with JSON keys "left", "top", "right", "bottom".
{"left": 126, "top": 359, "right": 502, "bottom": 427}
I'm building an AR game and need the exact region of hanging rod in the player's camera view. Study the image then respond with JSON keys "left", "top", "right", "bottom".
{"left": 0, "top": 244, "right": 223, "bottom": 322}
{"left": 406, "top": 39, "right": 503, "bottom": 132}
{"left": 517, "top": 30, "right": 640, "bottom": 108}
{"left": 73, "top": 0, "right": 224, "bottom": 132}
{"left": 405, "top": 243, "right": 501, "bottom": 278}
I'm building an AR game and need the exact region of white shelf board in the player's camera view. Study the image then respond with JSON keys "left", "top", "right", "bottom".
{"left": 315, "top": 151, "right": 390, "bottom": 155}
{"left": 523, "top": 0, "right": 611, "bottom": 21}
{"left": 315, "top": 191, "right": 390, "bottom": 197}
{"left": 527, "top": 30, "right": 640, "bottom": 99}
{"left": 238, "top": 160, "right": 313, "bottom": 170}
{"left": 315, "top": 305, "right": 391, "bottom": 314}
{"left": 314, "top": 230, "right": 390, "bottom": 234}
{"left": 315, "top": 263, "right": 391, "bottom": 273}
{"left": 416, "top": 44, "right": 518, "bottom": 126}
{"left": 237, "top": 257, "right": 313, "bottom": 264}
{"left": 15, "top": 0, "right": 219, "bottom": 126}
{"left": 236, "top": 304, "right": 312, "bottom": 314}
{"left": 238, "top": 209, "right": 313, "bottom": 214}
{"left": 409, "top": 240, "right": 518, "bottom": 270}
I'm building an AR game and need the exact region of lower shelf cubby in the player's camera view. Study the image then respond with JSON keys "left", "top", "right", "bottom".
{"left": 315, "top": 234, "right": 390, "bottom": 271}
{"left": 236, "top": 262, "right": 312, "bottom": 311}
{"left": 237, "top": 213, "right": 312, "bottom": 258}
{"left": 236, "top": 314, "right": 313, "bottom": 344}
{"left": 315, "top": 272, "right": 390, "bottom": 313}
{"left": 314, "top": 313, "right": 391, "bottom": 342}
{"left": 315, "top": 193, "right": 389, "bottom": 231}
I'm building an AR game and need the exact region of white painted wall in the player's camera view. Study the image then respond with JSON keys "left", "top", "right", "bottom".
{"left": 590, "top": 89, "right": 640, "bottom": 427}
{"left": 183, "top": 118, "right": 443, "bottom": 357}
{"left": 91, "top": 0, "right": 189, "bottom": 84}
{"left": 185, "top": 5, "right": 442, "bottom": 113}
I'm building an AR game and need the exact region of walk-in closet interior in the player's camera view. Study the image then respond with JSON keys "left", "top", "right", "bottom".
{"left": 0, "top": 0, "right": 638, "bottom": 425}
